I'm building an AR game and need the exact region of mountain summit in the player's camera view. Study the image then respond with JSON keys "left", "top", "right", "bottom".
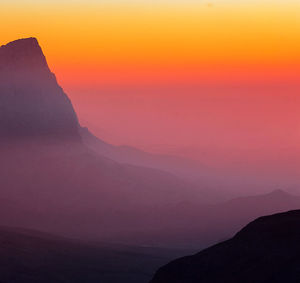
{"left": 0, "top": 37, "right": 80, "bottom": 141}
{"left": 0, "top": 38, "right": 49, "bottom": 70}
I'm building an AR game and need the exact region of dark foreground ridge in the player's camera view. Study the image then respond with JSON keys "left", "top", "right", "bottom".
{"left": 150, "top": 210, "right": 300, "bottom": 283}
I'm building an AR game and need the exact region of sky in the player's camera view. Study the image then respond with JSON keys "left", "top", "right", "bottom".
{"left": 1, "top": 0, "right": 300, "bottom": 165}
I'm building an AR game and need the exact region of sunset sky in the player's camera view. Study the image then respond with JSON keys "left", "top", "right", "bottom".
{"left": 1, "top": 0, "right": 300, "bottom": 161}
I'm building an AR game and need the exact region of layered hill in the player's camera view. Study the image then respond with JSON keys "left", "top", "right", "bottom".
{"left": 150, "top": 210, "right": 300, "bottom": 283}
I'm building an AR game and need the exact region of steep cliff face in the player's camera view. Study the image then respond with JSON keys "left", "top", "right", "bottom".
{"left": 0, "top": 38, "right": 80, "bottom": 141}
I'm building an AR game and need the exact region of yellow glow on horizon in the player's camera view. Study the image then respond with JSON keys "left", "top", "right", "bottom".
{"left": 1, "top": 1, "right": 300, "bottom": 85}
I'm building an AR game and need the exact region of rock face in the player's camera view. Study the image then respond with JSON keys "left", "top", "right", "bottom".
{"left": 150, "top": 210, "right": 300, "bottom": 283}
{"left": 0, "top": 38, "right": 80, "bottom": 140}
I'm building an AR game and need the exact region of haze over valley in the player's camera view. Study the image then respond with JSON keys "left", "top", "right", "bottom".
{"left": 0, "top": 1, "right": 299, "bottom": 280}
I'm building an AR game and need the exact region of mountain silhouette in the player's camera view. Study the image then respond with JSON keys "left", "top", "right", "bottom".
{"left": 150, "top": 210, "right": 300, "bottom": 283}
{"left": 0, "top": 38, "right": 80, "bottom": 140}
{"left": 0, "top": 38, "right": 204, "bottom": 247}
{"left": 1, "top": 37, "right": 299, "bottom": 251}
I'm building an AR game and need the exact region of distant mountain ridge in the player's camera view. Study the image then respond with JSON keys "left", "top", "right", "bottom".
{"left": 80, "top": 127, "right": 207, "bottom": 180}
{"left": 0, "top": 38, "right": 80, "bottom": 140}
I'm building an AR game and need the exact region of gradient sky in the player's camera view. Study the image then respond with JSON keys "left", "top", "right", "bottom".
{"left": 1, "top": 0, "right": 300, "bottom": 163}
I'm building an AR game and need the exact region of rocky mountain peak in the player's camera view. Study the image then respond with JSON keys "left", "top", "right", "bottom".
{"left": 0, "top": 38, "right": 81, "bottom": 141}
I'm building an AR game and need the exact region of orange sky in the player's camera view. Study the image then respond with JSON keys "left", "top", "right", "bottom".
{"left": 1, "top": 0, "right": 300, "bottom": 86}
{"left": 1, "top": 0, "right": 300, "bottom": 156}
